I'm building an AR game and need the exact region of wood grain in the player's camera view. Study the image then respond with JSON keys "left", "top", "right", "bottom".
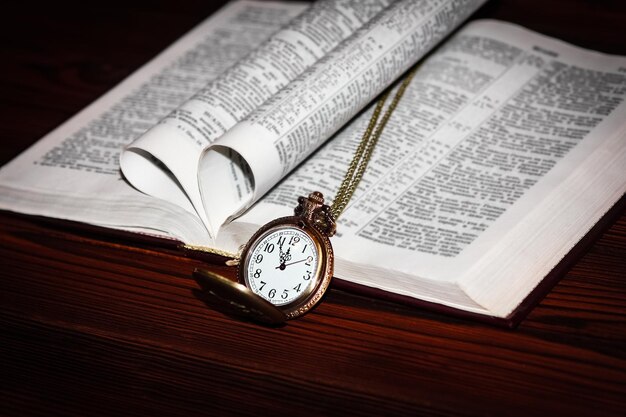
{"left": 1, "top": 1, "right": 626, "bottom": 416}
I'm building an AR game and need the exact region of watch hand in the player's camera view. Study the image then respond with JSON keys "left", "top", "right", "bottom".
{"left": 276, "top": 258, "right": 308, "bottom": 269}
{"left": 278, "top": 241, "right": 287, "bottom": 265}
{"left": 277, "top": 248, "right": 286, "bottom": 270}
{"left": 278, "top": 246, "right": 292, "bottom": 266}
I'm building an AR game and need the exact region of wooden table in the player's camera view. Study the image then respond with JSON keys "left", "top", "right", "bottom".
{"left": 1, "top": 1, "right": 625, "bottom": 415}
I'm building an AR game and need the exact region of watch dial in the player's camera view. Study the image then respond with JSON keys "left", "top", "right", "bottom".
{"left": 245, "top": 226, "right": 319, "bottom": 306}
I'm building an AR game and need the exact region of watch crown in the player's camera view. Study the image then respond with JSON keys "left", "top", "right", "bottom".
{"left": 294, "top": 192, "right": 336, "bottom": 237}
{"left": 308, "top": 191, "right": 325, "bottom": 205}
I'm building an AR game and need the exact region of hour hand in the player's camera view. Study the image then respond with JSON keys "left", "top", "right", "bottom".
{"left": 278, "top": 247, "right": 291, "bottom": 268}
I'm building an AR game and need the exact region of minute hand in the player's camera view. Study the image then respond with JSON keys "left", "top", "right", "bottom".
{"left": 276, "top": 258, "right": 309, "bottom": 269}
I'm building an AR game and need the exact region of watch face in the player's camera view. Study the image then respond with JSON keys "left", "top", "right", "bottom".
{"left": 244, "top": 225, "right": 320, "bottom": 306}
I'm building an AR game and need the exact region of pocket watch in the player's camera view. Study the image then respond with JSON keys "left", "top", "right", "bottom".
{"left": 194, "top": 192, "right": 335, "bottom": 325}
{"left": 238, "top": 191, "right": 335, "bottom": 320}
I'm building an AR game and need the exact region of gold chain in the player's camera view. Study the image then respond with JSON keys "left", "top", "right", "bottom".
{"left": 330, "top": 65, "right": 418, "bottom": 221}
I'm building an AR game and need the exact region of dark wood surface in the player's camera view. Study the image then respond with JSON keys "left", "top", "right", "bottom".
{"left": 1, "top": 1, "right": 626, "bottom": 416}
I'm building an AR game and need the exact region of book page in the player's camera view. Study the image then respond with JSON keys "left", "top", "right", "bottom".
{"left": 238, "top": 20, "right": 626, "bottom": 313}
{"left": 451, "top": 22, "right": 626, "bottom": 315}
{"left": 200, "top": 0, "right": 487, "bottom": 233}
{"left": 120, "top": 0, "right": 394, "bottom": 236}
{"left": 0, "top": 1, "right": 308, "bottom": 246}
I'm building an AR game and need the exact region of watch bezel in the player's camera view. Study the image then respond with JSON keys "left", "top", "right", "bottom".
{"left": 238, "top": 215, "right": 334, "bottom": 319}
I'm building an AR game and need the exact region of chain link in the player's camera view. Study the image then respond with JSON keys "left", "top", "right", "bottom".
{"left": 330, "top": 65, "right": 418, "bottom": 221}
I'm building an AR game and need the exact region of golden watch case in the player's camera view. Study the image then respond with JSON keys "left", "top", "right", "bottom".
{"left": 238, "top": 192, "right": 336, "bottom": 320}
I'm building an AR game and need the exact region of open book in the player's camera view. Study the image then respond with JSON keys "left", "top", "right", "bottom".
{"left": 1, "top": 0, "right": 625, "bottom": 323}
